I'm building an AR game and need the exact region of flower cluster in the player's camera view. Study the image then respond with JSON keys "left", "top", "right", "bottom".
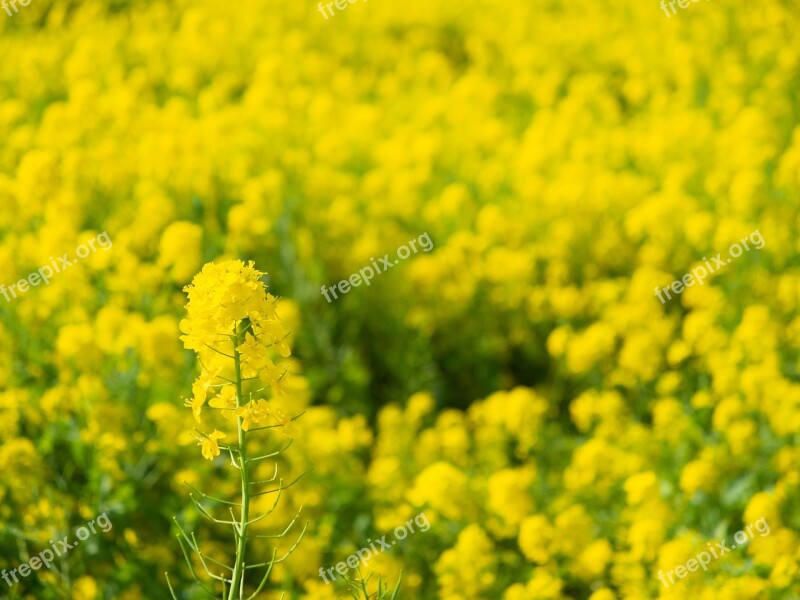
{"left": 180, "top": 260, "right": 298, "bottom": 459}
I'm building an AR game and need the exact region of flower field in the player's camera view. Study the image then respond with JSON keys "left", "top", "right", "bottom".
{"left": 1, "top": 0, "right": 799, "bottom": 598}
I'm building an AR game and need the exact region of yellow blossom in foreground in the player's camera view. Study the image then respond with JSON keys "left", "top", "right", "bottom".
{"left": 199, "top": 430, "right": 225, "bottom": 461}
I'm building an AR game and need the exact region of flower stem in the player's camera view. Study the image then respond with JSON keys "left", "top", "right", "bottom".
{"left": 229, "top": 321, "right": 250, "bottom": 600}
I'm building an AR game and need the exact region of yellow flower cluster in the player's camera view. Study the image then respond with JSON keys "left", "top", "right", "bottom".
{"left": 180, "top": 259, "right": 299, "bottom": 460}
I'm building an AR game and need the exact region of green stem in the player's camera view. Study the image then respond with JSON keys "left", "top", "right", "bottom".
{"left": 228, "top": 322, "right": 250, "bottom": 600}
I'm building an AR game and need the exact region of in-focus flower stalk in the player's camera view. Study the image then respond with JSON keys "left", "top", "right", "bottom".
{"left": 230, "top": 320, "right": 250, "bottom": 599}
{"left": 167, "top": 260, "right": 306, "bottom": 599}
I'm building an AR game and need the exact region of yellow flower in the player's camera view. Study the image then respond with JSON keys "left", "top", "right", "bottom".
{"left": 627, "top": 508, "right": 669, "bottom": 562}
{"left": 158, "top": 221, "right": 203, "bottom": 284}
{"left": 72, "top": 576, "right": 98, "bottom": 600}
{"left": 180, "top": 260, "right": 273, "bottom": 355}
{"left": 408, "top": 462, "right": 469, "bottom": 520}
{"left": 588, "top": 590, "right": 616, "bottom": 600}
{"left": 574, "top": 539, "right": 613, "bottom": 580}
{"left": 519, "top": 515, "right": 556, "bottom": 564}
{"left": 744, "top": 492, "right": 782, "bottom": 529}
{"left": 257, "top": 320, "right": 292, "bottom": 358}
{"left": 209, "top": 385, "right": 237, "bottom": 415}
{"left": 272, "top": 407, "right": 299, "bottom": 437}
{"left": 435, "top": 525, "right": 497, "bottom": 598}
{"left": 623, "top": 471, "right": 659, "bottom": 506}
{"left": 199, "top": 430, "right": 225, "bottom": 460}
{"left": 504, "top": 568, "right": 565, "bottom": 599}
{"left": 237, "top": 332, "right": 268, "bottom": 377}
{"left": 260, "top": 360, "right": 289, "bottom": 397}
{"left": 679, "top": 459, "right": 718, "bottom": 496}
{"left": 769, "top": 555, "right": 799, "bottom": 588}
{"left": 234, "top": 399, "right": 271, "bottom": 432}
{"left": 406, "top": 391, "right": 435, "bottom": 423}
{"left": 184, "top": 380, "right": 210, "bottom": 423}
{"left": 525, "top": 568, "right": 564, "bottom": 598}
{"left": 554, "top": 505, "right": 593, "bottom": 556}
{"left": 725, "top": 419, "right": 758, "bottom": 456}
{"left": 656, "top": 536, "right": 697, "bottom": 576}
{"left": 487, "top": 467, "right": 535, "bottom": 528}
